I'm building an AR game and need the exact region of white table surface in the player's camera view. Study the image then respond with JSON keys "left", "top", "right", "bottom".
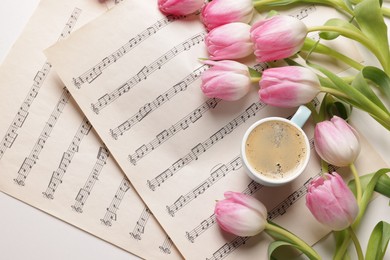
{"left": 1, "top": 1, "right": 389, "bottom": 259}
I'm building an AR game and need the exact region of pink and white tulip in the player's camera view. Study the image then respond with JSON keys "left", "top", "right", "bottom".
{"left": 201, "top": 60, "right": 252, "bottom": 101}
{"left": 314, "top": 116, "right": 361, "bottom": 167}
{"left": 206, "top": 22, "right": 253, "bottom": 60}
{"left": 158, "top": 0, "right": 204, "bottom": 16}
{"left": 201, "top": 0, "right": 254, "bottom": 31}
{"left": 215, "top": 191, "right": 267, "bottom": 236}
{"left": 306, "top": 172, "right": 359, "bottom": 231}
{"left": 250, "top": 15, "right": 307, "bottom": 62}
{"left": 259, "top": 66, "right": 321, "bottom": 107}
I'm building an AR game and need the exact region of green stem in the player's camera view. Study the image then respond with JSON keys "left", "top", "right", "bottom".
{"left": 302, "top": 38, "right": 364, "bottom": 71}
{"left": 321, "top": 160, "right": 329, "bottom": 175}
{"left": 264, "top": 222, "right": 322, "bottom": 260}
{"left": 250, "top": 76, "right": 261, "bottom": 83}
{"left": 348, "top": 226, "right": 364, "bottom": 260}
{"left": 349, "top": 163, "right": 362, "bottom": 205}
{"left": 334, "top": 233, "right": 351, "bottom": 260}
{"left": 252, "top": 0, "right": 354, "bottom": 16}
{"left": 317, "top": 46, "right": 364, "bottom": 71}
{"left": 381, "top": 7, "right": 390, "bottom": 18}
{"left": 307, "top": 25, "right": 387, "bottom": 72}
{"left": 320, "top": 86, "right": 350, "bottom": 99}
{"left": 305, "top": 101, "right": 321, "bottom": 123}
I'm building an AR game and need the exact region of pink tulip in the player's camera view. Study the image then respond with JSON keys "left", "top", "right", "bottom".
{"left": 306, "top": 172, "right": 359, "bottom": 231}
{"left": 201, "top": 0, "right": 254, "bottom": 31}
{"left": 215, "top": 191, "right": 267, "bottom": 236}
{"left": 250, "top": 15, "right": 307, "bottom": 62}
{"left": 259, "top": 66, "right": 321, "bottom": 107}
{"left": 201, "top": 60, "right": 252, "bottom": 101}
{"left": 206, "top": 22, "right": 254, "bottom": 60}
{"left": 314, "top": 116, "right": 361, "bottom": 167}
{"left": 158, "top": 0, "right": 204, "bottom": 16}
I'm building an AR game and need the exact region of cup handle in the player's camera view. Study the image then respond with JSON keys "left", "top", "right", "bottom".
{"left": 290, "top": 105, "right": 311, "bottom": 128}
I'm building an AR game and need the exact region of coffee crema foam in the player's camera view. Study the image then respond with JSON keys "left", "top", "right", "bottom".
{"left": 245, "top": 120, "right": 307, "bottom": 180}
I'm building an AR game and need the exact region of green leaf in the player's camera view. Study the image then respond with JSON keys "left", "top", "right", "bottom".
{"left": 301, "top": 37, "right": 364, "bottom": 70}
{"left": 253, "top": 0, "right": 353, "bottom": 15}
{"left": 365, "top": 221, "right": 390, "bottom": 260}
{"left": 317, "top": 94, "right": 351, "bottom": 121}
{"left": 319, "top": 18, "right": 362, "bottom": 40}
{"left": 309, "top": 62, "right": 362, "bottom": 107}
{"left": 309, "top": 62, "right": 390, "bottom": 131}
{"left": 268, "top": 241, "right": 305, "bottom": 260}
{"left": 334, "top": 229, "right": 352, "bottom": 260}
{"left": 351, "top": 71, "right": 389, "bottom": 113}
{"left": 349, "top": 172, "right": 390, "bottom": 198}
{"left": 265, "top": 221, "right": 321, "bottom": 260}
{"left": 354, "top": 0, "right": 390, "bottom": 72}
{"left": 362, "top": 66, "right": 390, "bottom": 102}
{"left": 353, "top": 168, "right": 390, "bottom": 229}
{"left": 248, "top": 67, "right": 262, "bottom": 78}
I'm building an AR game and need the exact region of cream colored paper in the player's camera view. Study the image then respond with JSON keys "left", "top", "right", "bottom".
{"left": 0, "top": 1, "right": 181, "bottom": 259}
{"left": 45, "top": 2, "right": 386, "bottom": 259}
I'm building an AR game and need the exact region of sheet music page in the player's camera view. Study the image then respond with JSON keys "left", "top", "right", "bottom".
{"left": 45, "top": 1, "right": 387, "bottom": 259}
{"left": 0, "top": 0, "right": 182, "bottom": 259}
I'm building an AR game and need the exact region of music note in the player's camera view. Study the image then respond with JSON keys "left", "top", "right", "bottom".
{"left": 90, "top": 32, "right": 206, "bottom": 114}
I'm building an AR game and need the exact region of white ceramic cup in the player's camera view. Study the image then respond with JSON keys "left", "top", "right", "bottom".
{"left": 241, "top": 105, "right": 311, "bottom": 186}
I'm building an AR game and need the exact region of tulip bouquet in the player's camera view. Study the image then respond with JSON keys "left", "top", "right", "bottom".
{"left": 157, "top": 0, "right": 390, "bottom": 259}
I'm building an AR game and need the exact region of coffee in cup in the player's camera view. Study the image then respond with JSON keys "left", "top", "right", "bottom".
{"left": 241, "top": 106, "right": 311, "bottom": 186}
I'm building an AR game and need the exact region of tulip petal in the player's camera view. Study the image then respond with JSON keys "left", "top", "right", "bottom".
{"left": 305, "top": 173, "right": 358, "bottom": 231}
{"left": 314, "top": 117, "right": 360, "bottom": 166}
{"left": 214, "top": 191, "right": 268, "bottom": 237}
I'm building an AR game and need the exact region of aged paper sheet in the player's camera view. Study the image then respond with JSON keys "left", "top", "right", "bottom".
{"left": 45, "top": 1, "right": 387, "bottom": 259}
{"left": 0, "top": 0, "right": 181, "bottom": 259}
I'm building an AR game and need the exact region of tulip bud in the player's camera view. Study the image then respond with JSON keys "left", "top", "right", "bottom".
{"left": 158, "top": 0, "right": 204, "bottom": 16}
{"left": 205, "top": 22, "right": 254, "bottom": 60}
{"left": 250, "top": 15, "right": 307, "bottom": 62}
{"left": 201, "top": 0, "right": 254, "bottom": 31}
{"left": 215, "top": 191, "right": 268, "bottom": 237}
{"left": 306, "top": 172, "right": 359, "bottom": 231}
{"left": 201, "top": 60, "right": 252, "bottom": 101}
{"left": 314, "top": 116, "right": 361, "bottom": 167}
{"left": 259, "top": 66, "right": 321, "bottom": 107}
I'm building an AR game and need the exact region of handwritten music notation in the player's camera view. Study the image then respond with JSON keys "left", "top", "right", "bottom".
{"left": 110, "top": 65, "right": 208, "bottom": 140}
{"left": 185, "top": 180, "right": 263, "bottom": 243}
{"left": 289, "top": 4, "right": 316, "bottom": 20}
{"left": 146, "top": 102, "right": 266, "bottom": 191}
{"left": 128, "top": 98, "right": 220, "bottom": 165}
{"left": 72, "top": 146, "right": 110, "bottom": 213}
{"left": 72, "top": 15, "right": 185, "bottom": 88}
{"left": 0, "top": 8, "right": 81, "bottom": 161}
{"left": 90, "top": 32, "right": 206, "bottom": 114}
{"left": 166, "top": 156, "right": 242, "bottom": 217}
{"left": 100, "top": 177, "right": 131, "bottom": 226}
{"left": 130, "top": 207, "right": 152, "bottom": 240}
{"left": 159, "top": 236, "right": 174, "bottom": 255}
{"left": 42, "top": 117, "right": 92, "bottom": 199}
{"left": 14, "top": 89, "right": 71, "bottom": 186}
